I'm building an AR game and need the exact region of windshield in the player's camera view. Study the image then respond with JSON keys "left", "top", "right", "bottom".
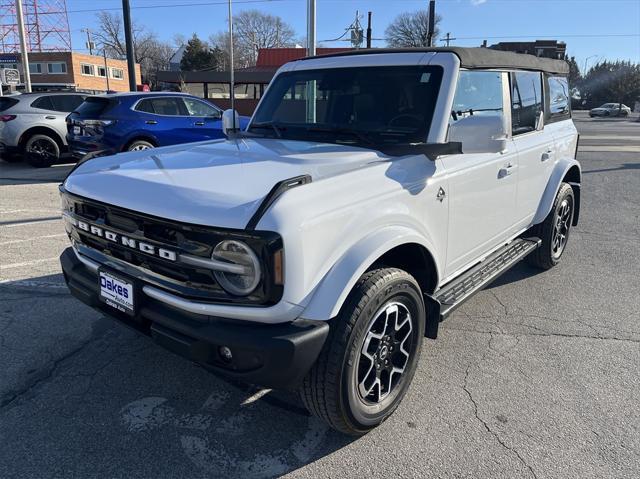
{"left": 250, "top": 65, "right": 443, "bottom": 147}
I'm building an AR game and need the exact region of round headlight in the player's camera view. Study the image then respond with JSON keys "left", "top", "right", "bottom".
{"left": 212, "top": 240, "right": 261, "bottom": 296}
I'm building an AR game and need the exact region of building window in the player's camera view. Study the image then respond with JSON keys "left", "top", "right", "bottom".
{"left": 29, "top": 62, "right": 43, "bottom": 74}
{"left": 80, "top": 63, "right": 94, "bottom": 76}
{"left": 47, "top": 62, "right": 67, "bottom": 74}
{"left": 111, "top": 68, "right": 124, "bottom": 80}
{"left": 97, "top": 65, "right": 107, "bottom": 77}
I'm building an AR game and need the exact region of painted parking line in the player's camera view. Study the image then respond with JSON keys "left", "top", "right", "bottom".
{"left": 0, "top": 233, "right": 66, "bottom": 246}
{"left": 580, "top": 136, "right": 640, "bottom": 141}
{"left": 0, "top": 216, "right": 62, "bottom": 227}
{"left": 1, "top": 257, "right": 60, "bottom": 269}
{"left": 578, "top": 145, "right": 640, "bottom": 152}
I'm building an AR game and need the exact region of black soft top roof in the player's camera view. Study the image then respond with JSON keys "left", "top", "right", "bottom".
{"left": 301, "top": 47, "right": 569, "bottom": 76}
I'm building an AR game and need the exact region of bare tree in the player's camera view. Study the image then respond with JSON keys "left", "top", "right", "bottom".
{"left": 92, "top": 11, "right": 174, "bottom": 86}
{"left": 385, "top": 10, "right": 441, "bottom": 48}
{"left": 210, "top": 10, "right": 296, "bottom": 68}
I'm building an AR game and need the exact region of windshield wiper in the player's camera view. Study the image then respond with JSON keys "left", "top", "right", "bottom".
{"left": 305, "top": 126, "right": 376, "bottom": 146}
{"left": 249, "top": 121, "right": 283, "bottom": 138}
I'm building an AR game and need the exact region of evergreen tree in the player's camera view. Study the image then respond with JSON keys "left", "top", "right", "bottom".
{"left": 180, "top": 34, "right": 222, "bottom": 71}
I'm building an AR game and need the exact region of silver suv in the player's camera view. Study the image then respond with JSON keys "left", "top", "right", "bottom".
{"left": 0, "top": 92, "right": 86, "bottom": 167}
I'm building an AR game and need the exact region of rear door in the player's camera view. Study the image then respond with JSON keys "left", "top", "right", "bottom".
{"left": 180, "top": 97, "right": 224, "bottom": 140}
{"left": 509, "top": 71, "right": 555, "bottom": 228}
{"left": 440, "top": 70, "right": 519, "bottom": 277}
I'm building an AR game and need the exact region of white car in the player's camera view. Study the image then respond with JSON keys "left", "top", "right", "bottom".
{"left": 589, "top": 103, "right": 631, "bottom": 117}
{"left": 59, "top": 47, "right": 580, "bottom": 435}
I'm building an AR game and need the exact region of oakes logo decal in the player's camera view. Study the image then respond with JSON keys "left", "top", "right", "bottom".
{"left": 100, "top": 276, "right": 129, "bottom": 298}
{"left": 66, "top": 214, "right": 177, "bottom": 262}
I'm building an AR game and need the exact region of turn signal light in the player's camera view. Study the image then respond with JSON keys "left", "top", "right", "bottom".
{"left": 0, "top": 115, "right": 16, "bottom": 122}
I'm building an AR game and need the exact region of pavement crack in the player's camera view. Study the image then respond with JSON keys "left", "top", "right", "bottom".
{"left": 462, "top": 360, "right": 538, "bottom": 479}
{"left": 0, "top": 326, "right": 111, "bottom": 412}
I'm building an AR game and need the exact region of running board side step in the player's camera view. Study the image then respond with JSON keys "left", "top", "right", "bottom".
{"left": 424, "top": 237, "right": 541, "bottom": 339}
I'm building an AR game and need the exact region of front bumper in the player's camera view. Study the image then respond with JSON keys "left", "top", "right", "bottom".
{"left": 60, "top": 247, "right": 329, "bottom": 389}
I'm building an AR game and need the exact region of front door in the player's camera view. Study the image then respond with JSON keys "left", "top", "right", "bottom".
{"left": 509, "top": 71, "right": 555, "bottom": 228}
{"left": 441, "top": 70, "right": 519, "bottom": 278}
{"left": 181, "top": 97, "right": 224, "bottom": 141}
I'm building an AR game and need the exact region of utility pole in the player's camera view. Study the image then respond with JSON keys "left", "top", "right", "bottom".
{"left": 427, "top": 0, "right": 436, "bottom": 47}
{"left": 366, "top": 11, "right": 372, "bottom": 49}
{"left": 103, "top": 50, "right": 111, "bottom": 92}
{"left": 15, "top": 0, "right": 31, "bottom": 93}
{"left": 441, "top": 32, "right": 456, "bottom": 47}
{"left": 228, "top": 0, "right": 235, "bottom": 127}
{"left": 122, "top": 0, "right": 137, "bottom": 91}
{"left": 82, "top": 28, "right": 94, "bottom": 55}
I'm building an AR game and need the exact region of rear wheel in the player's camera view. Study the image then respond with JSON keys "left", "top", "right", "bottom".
{"left": 24, "top": 134, "right": 60, "bottom": 168}
{"left": 527, "top": 182, "right": 574, "bottom": 270}
{"left": 127, "top": 140, "right": 154, "bottom": 152}
{"left": 300, "top": 268, "right": 425, "bottom": 435}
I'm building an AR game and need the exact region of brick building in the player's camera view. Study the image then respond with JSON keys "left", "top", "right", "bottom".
{"left": 0, "top": 51, "right": 141, "bottom": 93}
{"left": 489, "top": 40, "right": 567, "bottom": 60}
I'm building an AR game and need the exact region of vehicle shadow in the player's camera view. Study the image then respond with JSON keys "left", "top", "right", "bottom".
{"left": 583, "top": 163, "right": 640, "bottom": 174}
{"left": 0, "top": 157, "right": 75, "bottom": 185}
{"left": 0, "top": 273, "right": 355, "bottom": 478}
{"left": 485, "top": 261, "right": 546, "bottom": 289}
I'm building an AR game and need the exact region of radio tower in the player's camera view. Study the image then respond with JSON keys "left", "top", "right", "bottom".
{"left": 0, "top": 0, "right": 72, "bottom": 53}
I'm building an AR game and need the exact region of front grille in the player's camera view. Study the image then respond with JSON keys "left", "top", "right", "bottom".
{"left": 62, "top": 190, "right": 283, "bottom": 305}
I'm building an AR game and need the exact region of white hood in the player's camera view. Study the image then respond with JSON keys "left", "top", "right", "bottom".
{"left": 64, "top": 138, "right": 387, "bottom": 229}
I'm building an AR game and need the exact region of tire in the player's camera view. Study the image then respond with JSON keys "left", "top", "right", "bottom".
{"left": 300, "top": 268, "right": 425, "bottom": 435}
{"left": 527, "top": 182, "right": 575, "bottom": 270}
{"left": 126, "top": 140, "right": 155, "bottom": 152}
{"left": 24, "top": 134, "right": 60, "bottom": 168}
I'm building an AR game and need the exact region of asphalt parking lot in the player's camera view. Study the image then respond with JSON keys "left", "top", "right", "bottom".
{"left": 1, "top": 110, "right": 638, "bottom": 478}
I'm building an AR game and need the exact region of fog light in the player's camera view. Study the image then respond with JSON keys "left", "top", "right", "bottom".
{"left": 219, "top": 346, "right": 233, "bottom": 362}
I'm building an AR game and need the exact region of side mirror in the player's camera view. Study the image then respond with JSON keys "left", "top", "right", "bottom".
{"left": 222, "top": 109, "right": 240, "bottom": 137}
{"left": 448, "top": 114, "right": 508, "bottom": 154}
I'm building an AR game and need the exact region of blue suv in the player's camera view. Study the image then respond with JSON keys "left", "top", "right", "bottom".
{"left": 66, "top": 92, "right": 249, "bottom": 157}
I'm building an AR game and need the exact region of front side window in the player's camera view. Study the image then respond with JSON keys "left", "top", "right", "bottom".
{"left": 50, "top": 95, "right": 85, "bottom": 112}
{"left": 182, "top": 98, "right": 219, "bottom": 117}
{"left": 450, "top": 70, "right": 504, "bottom": 123}
{"left": 48, "top": 62, "right": 67, "bottom": 74}
{"left": 251, "top": 66, "right": 443, "bottom": 146}
{"left": 510, "top": 71, "right": 543, "bottom": 135}
{"left": 546, "top": 76, "right": 570, "bottom": 122}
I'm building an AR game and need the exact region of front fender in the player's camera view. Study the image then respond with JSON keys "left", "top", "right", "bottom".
{"left": 532, "top": 158, "right": 581, "bottom": 226}
{"left": 300, "top": 226, "right": 439, "bottom": 321}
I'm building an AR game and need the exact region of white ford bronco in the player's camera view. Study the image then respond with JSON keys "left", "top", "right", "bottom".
{"left": 60, "top": 48, "right": 580, "bottom": 435}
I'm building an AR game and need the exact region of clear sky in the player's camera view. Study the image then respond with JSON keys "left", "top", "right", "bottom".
{"left": 67, "top": 0, "right": 640, "bottom": 74}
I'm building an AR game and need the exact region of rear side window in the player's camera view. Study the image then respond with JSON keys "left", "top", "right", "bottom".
{"left": 546, "top": 76, "right": 570, "bottom": 123}
{"left": 50, "top": 95, "right": 85, "bottom": 113}
{"left": 149, "top": 97, "right": 184, "bottom": 116}
{"left": 0, "top": 97, "right": 18, "bottom": 112}
{"left": 135, "top": 98, "right": 155, "bottom": 113}
{"left": 74, "top": 97, "right": 116, "bottom": 117}
{"left": 31, "top": 96, "right": 54, "bottom": 110}
{"left": 510, "top": 71, "right": 543, "bottom": 135}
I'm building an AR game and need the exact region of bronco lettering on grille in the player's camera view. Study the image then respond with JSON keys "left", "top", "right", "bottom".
{"left": 72, "top": 218, "right": 177, "bottom": 261}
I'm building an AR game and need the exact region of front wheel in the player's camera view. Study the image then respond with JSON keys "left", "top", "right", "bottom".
{"left": 126, "top": 140, "right": 155, "bottom": 152}
{"left": 527, "top": 182, "right": 574, "bottom": 270}
{"left": 300, "top": 268, "right": 425, "bottom": 435}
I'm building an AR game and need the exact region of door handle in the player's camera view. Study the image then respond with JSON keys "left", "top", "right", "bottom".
{"left": 498, "top": 162, "right": 515, "bottom": 178}
{"left": 541, "top": 148, "right": 553, "bottom": 162}
{"left": 145, "top": 120, "right": 157, "bottom": 125}
{"left": 45, "top": 115, "right": 56, "bottom": 120}
{"left": 194, "top": 121, "right": 205, "bottom": 126}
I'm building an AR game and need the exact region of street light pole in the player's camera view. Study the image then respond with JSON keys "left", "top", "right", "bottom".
{"left": 15, "top": 0, "right": 31, "bottom": 93}
{"left": 583, "top": 55, "right": 597, "bottom": 75}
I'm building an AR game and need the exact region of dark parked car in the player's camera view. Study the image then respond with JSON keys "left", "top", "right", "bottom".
{"left": 66, "top": 92, "right": 249, "bottom": 157}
